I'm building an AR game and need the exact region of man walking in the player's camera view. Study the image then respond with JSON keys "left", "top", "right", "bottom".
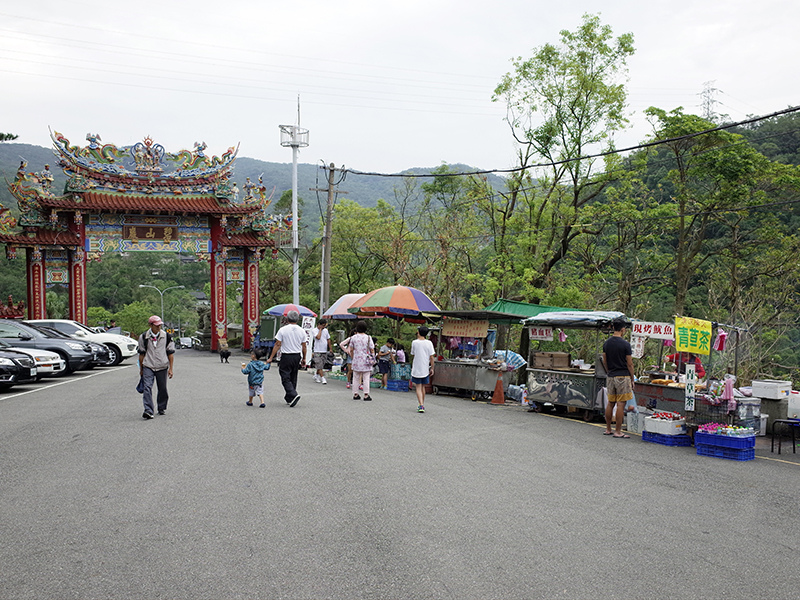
{"left": 311, "top": 318, "right": 332, "bottom": 384}
{"left": 410, "top": 326, "right": 435, "bottom": 413}
{"left": 602, "top": 318, "right": 634, "bottom": 438}
{"left": 138, "top": 315, "right": 175, "bottom": 419}
{"left": 266, "top": 310, "right": 307, "bottom": 407}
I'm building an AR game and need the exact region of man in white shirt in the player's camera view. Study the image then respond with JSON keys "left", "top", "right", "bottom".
{"left": 410, "top": 325, "right": 436, "bottom": 413}
{"left": 311, "top": 318, "right": 333, "bottom": 384}
{"left": 266, "top": 310, "right": 307, "bottom": 407}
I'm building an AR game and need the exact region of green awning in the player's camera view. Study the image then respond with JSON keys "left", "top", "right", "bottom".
{"left": 482, "top": 299, "right": 578, "bottom": 322}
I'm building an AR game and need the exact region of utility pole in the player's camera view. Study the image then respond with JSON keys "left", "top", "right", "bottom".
{"left": 279, "top": 101, "right": 309, "bottom": 305}
{"left": 311, "top": 163, "right": 346, "bottom": 315}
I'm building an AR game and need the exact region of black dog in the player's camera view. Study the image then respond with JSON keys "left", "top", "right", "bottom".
{"left": 219, "top": 343, "right": 231, "bottom": 363}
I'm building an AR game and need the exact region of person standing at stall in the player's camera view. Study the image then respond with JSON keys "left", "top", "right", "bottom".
{"left": 602, "top": 319, "right": 634, "bottom": 438}
{"left": 411, "top": 325, "right": 436, "bottom": 413}
{"left": 266, "top": 310, "right": 306, "bottom": 407}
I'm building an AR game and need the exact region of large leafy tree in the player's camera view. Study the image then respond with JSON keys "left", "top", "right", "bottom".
{"left": 491, "top": 13, "right": 635, "bottom": 302}
{"left": 643, "top": 107, "right": 800, "bottom": 316}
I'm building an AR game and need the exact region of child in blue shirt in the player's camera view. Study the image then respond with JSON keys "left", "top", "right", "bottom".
{"left": 241, "top": 349, "right": 269, "bottom": 408}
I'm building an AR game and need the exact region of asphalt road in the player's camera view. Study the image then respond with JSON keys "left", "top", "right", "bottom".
{"left": 1, "top": 349, "right": 799, "bottom": 600}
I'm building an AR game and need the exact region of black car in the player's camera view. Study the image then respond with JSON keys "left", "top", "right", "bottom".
{"left": 0, "top": 319, "right": 94, "bottom": 374}
{"left": 0, "top": 346, "right": 38, "bottom": 391}
{"left": 31, "top": 325, "right": 112, "bottom": 368}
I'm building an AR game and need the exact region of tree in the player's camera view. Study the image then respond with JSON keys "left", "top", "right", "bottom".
{"left": 0, "top": 133, "right": 18, "bottom": 142}
{"left": 491, "top": 13, "right": 635, "bottom": 302}
{"left": 643, "top": 106, "right": 800, "bottom": 316}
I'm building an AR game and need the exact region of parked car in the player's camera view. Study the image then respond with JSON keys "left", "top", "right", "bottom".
{"left": 0, "top": 345, "right": 38, "bottom": 391}
{"left": 0, "top": 339, "right": 66, "bottom": 378}
{"left": 28, "top": 319, "right": 138, "bottom": 366}
{"left": 0, "top": 319, "right": 94, "bottom": 374}
{"left": 30, "top": 325, "right": 113, "bottom": 368}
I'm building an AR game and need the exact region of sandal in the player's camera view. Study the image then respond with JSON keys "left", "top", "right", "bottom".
{"left": 613, "top": 434, "right": 631, "bottom": 438}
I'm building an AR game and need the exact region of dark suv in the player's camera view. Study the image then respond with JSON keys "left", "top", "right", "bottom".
{"left": 0, "top": 320, "right": 94, "bottom": 374}
{"left": 0, "top": 346, "right": 37, "bottom": 390}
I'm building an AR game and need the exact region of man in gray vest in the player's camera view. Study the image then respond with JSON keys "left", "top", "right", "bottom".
{"left": 138, "top": 315, "right": 175, "bottom": 419}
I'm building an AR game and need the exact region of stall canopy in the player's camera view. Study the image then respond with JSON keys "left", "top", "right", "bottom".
{"left": 422, "top": 309, "right": 531, "bottom": 325}
{"left": 483, "top": 299, "right": 577, "bottom": 322}
{"left": 522, "top": 310, "right": 629, "bottom": 330}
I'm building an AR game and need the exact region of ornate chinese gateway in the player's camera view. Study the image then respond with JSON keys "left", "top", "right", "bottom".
{"left": 1, "top": 131, "right": 288, "bottom": 350}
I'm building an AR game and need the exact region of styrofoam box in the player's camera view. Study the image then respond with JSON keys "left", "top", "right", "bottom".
{"left": 644, "top": 417, "right": 686, "bottom": 435}
{"left": 751, "top": 379, "right": 792, "bottom": 399}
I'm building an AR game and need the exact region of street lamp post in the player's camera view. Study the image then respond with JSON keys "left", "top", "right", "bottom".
{"left": 139, "top": 284, "right": 185, "bottom": 330}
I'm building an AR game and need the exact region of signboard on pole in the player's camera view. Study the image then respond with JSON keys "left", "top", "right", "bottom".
{"left": 631, "top": 321, "right": 675, "bottom": 340}
{"left": 631, "top": 335, "right": 646, "bottom": 359}
{"left": 674, "top": 316, "right": 712, "bottom": 356}
{"left": 685, "top": 363, "right": 696, "bottom": 412}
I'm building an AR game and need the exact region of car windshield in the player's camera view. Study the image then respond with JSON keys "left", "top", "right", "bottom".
{"left": 26, "top": 324, "right": 72, "bottom": 339}
{"left": 6, "top": 321, "right": 44, "bottom": 339}
{"left": 71, "top": 322, "right": 96, "bottom": 334}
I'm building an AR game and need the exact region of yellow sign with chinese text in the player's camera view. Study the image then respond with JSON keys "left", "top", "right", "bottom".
{"left": 674, "top": 316, "right": 712, "bottom": 356}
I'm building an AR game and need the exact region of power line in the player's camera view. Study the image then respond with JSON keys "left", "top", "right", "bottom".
{"left": 346, "top": 105, "right": 800, "bottom": 178}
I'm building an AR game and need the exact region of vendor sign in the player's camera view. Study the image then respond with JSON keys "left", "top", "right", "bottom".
{"left": 528, "top": 326, "right": 554, "bottom": 341}
{"left": 674, "top": 316, "right": 712, "bottom": 356}
{"left": 442, "top": 319, "right": 489, "bottom": 338}
{"left": 631, "top": 320, "right": 675, "bottom": 340}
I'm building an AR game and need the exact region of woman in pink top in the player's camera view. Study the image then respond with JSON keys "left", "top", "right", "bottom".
{"left": 341, "top": 320, "right": 375, "bottom": 401}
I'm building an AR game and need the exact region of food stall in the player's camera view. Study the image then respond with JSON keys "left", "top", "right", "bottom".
{"left": 427, "top": 310, "right": 524, "bottom": 400}
{"left": 522, "top": 311, "right": 629, "bottom": 419}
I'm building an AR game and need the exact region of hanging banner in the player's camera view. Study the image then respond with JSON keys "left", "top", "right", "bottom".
{"left": 674, "top": 316, "right": 712, "bottom": 356}
{"left": 528, "top": 326, "right": 554, "bottom": 341}
{"left": 685, "top": 364, "right": 697, "bottom": 411}
{"left": 631, "top": 320, "right": 675, "bottom": 340}
{"left": 442, "top": 319, "right": 489, "bottom": 338}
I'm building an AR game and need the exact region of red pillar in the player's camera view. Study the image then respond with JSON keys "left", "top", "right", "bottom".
{"left": 26, "top": 246, "right": 46, "bottom": 319}
{"left": 210, "top": 218, "right": 227, "bottom": 352}
{"left": 68, "top": 248, "right": 88, "bottom": 324}
{"left": 242, "top": 249, "right": 261, "bottom": 350}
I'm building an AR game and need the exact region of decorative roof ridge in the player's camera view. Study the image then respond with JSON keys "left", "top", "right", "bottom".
{"left": 50, "top": 130, "right": 238, "bottom": 181}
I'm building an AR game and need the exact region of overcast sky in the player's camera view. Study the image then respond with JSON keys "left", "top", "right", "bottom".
{"left": 2, "top": 1, "right": 798, "bottom": 174}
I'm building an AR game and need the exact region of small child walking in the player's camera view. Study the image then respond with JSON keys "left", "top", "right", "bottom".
{"left": 241, "top": 349, "right": 269, "bottom": 408}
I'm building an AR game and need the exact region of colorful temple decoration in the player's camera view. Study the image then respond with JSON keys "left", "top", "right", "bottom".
{"left": 0, "top": 131, "right": 292, "bottom": 349}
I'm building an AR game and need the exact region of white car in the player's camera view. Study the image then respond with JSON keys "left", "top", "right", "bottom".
{"left": 28, "top": 319, "right": 139, "bottom": 366}
{"left": 0, "top": 339, "right": 66, "bottom": 377}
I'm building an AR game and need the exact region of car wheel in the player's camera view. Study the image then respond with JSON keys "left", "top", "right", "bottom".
{"left": 55, "top": 352, "right": 73, "bottom": 376}
{"left": 106, "top": 344, "right": 122, "bottom": 366}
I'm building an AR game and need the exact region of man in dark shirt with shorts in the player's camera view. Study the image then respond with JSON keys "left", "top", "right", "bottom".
{"left": 602, "top": 319, "right": 634, "bottom": 438}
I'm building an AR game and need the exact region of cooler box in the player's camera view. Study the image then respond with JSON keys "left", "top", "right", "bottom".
{"left": 751, "top": 379, "right": 791, "bottom": 399}
{"left": 788, "top": 391, "right": 800, "bottom": 419}
{"left": 644, "top": 417, "right": 686, "bottom": 436}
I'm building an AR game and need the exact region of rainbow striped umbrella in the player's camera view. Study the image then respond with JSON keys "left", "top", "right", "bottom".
{"left": 347, "top": 285, "right": 440, "bottom": 318}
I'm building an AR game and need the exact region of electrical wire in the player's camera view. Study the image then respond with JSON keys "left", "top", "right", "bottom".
{"left": 345, "top": 105, "right": 800, "bottom": 178}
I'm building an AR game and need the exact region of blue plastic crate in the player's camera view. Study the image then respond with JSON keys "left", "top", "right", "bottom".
{"left": 386, "top": 379, "right": 410, "bottom": 392}
{"left": 642, "top": 431, "right": 693, "bottom": 446}
{"left": 694, "top": 432, "right": 755, "bottom": 449}
{"left": 696, "top": 444, "right": 755, "bottom": 461}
